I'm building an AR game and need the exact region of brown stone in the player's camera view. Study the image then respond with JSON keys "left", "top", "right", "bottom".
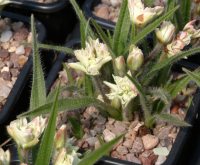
{"left": 13, "top": 28, "right": 29, "bottom": 42}
{"left": 0, "top": 50, "right": 9, "bottom": 59}
{"left": 18, "top": 55, "right": 28, "bottom": 67}
{"left": 116, "top": 145, "right": 128, "bottom": 155}
{"left": 131, "top": 137, "right": 144, "bottom": 153}
{"left": 139, "top": 151, "right": 158, "bottom": 165}
{"left": 1, "top": 71, "right": 11, "bottom": 81}
{"left": 142, "top": 134, "right": 159, "bottom": 150}
{"left": 25, "top": 47, "right": 32, "bottom": 56}
{"left": 10, "top": 53, "right": 19, "bottom": 68}
{"left": 94, "top": 5, "right": 110, "bottom": 20}
{"left": 126, "top": 153, "right": 141, "bottom": 164}
{"left": 10, "top": 68, "right": 19, "bottom": 77}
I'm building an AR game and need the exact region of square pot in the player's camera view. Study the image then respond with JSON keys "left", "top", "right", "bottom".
{"left": 45, "top": 28, "right": 200, "bottom": 164}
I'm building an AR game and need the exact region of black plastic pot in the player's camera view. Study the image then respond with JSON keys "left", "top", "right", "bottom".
{"left": 45, "top": 25, "right": 200, "bottom": 164}
{"left": 4, "top": 0, "right": 84, "bottom": 44}
{"left": 9, "top": 0, "right": 68, "bottom": 13}
{"left": 0, "top": 11, "right": 46, "bottom": 125}
{"left": 83, "top": 0, "right": 115, "bottom": 30}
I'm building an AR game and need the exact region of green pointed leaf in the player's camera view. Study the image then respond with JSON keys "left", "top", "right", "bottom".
{"left": 80, "top": 22, "right": 86, "bottom": 48}
{"left": 180, "top": 0, "right": 191, "bottom": 27}
{"left": 63, "top": 63, "right": 74, "bottom": 86}
{"left": 165, "top": 75, "right": 190, "bottom": 97}
{"left": 183, "top": 68, "right": 200, "bottom": 87}
{"left": 112, "top": 0, "right": 130, "bottom": 56}
{"left": 91, "top": 19, "right": 111, "bottom": 48}
{"left": 19, "top": 96, "right": 122, "bottom": 120}
{"left": 149, "top": 47, "right": 200, "bottom": 75}
{"left": 78, "top": 135, "right": 124, "bottom": 165}
{"left": 84, "top": 75, "right": 94, "bottom": 97}
{"left": 167, "top": 0, "right": 176, "bottom": 21}
{"left": 68, "top": 117, "right": 84, "bottom": 139}
{"left": 38, "top": 43, "right": 74, "bottom": 55}
{"left": 70, "top": 0, "right": 94, "bottom": 39}
{"left": 30, "top": 15, "right": 46, "bottom": 110}
{"left": 132, "top": 6, "right": 179, "bottom": 45}
{"left": 155, "top": 113, "right": 191, "bottom": 127}
{"left": 149, "top": 87, "right": 172, "bottom": 105}
{"left": 126, "top": 74, "right": 151, "bottom": 124}
{"left": 35, "top": 84, "right": 60, "bottom": 165}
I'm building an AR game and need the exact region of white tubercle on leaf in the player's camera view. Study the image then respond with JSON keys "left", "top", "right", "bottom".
{"left": 7, "top": 116, "right": 46, "bottom": 149}
{"left": 155, "top": 21, "right": 176, "bottom": 44}
{"left": 104, "top": 74, "right": 138, "bottom": 108}
{"left": 68, "top": 38, "right": 112, "bottom": 76}
{"left": 0, "top": 148, "right": 10, "bottom": 165}
{"left": 128, "top": 0, "right": 164, "bottom": 27}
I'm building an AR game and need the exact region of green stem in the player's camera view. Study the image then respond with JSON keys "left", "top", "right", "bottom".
{"left": 17, "top": 146, "right": 24, "bottom": 162}
{"left": 93, "top": 76, "right": 109, "bottom": 103}
{"left": 144, "top": 42, "right": 162, "bottom": 64}
{"left": 131, "top": 23, "right": 136, "bottom": 43}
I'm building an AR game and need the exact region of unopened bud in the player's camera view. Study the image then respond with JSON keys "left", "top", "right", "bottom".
{"left": 156, "top": 21, "right": 175, "bottom": 44}
{"left": 54, "top": 124, "right": 67, "bottom": 150}
{"left": 127, "top": 45, "right": 144, "bottom": 71}
{"left": 111, "top": 97, "right": 122, "bottom": 110}
{"left": 114, "top": 56, "right": 126, "bottom": 76}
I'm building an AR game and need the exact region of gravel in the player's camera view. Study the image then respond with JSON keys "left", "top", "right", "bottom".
{"left": 0, "top": 18, "right": 31, "bottom": 111}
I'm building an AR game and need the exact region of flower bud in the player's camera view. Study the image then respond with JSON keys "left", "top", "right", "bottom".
{"left": 114, "top": 56, "right": 126, "bottom": 77}
{"left": 155, "top": 21, "right": 175, "bottom": 44}
{"left": 111, "top": 97, "right": 122, "bottom": 110}
{"left": 127, "top": 45, "right": 144, "bottom": 71}
{"left": 54, "top": 124, "right": 67, "bottom": 150}
{"left": 0, "top": 148, "right": 10, "bottom": 165}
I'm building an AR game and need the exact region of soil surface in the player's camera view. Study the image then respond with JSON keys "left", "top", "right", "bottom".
{"left": 51, "top": 65, "right": 196, "bottom": 165}
{"left": 0, "top": 18, "right": 31, "bottom": 111}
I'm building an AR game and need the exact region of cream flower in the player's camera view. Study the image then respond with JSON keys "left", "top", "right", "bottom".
{"left": 166, "top": 40, "right": 185, "bottom": 57}
{"left": 128, "top": 0, "right": 164, "bottom": 27}
{"left": 127, "top": 45, "right": 144, "bottom": 71}
{"left": 166, "top": 31, "right": 192, "bottom": 57}
{"left": 68, "top": 38, "right": 112, "bottom": 76}
{"left": 155, "top": 21, "right": 176, "bottom": 44}
{"left": 7, "top": 116, "right": 46, "bottom": 149}
{"left": 104, "top": 75, "right": 138, "bottom": 107}
{"left": 177, "top": 31, "right": 191, "bottom": 46}
{"left": 0, "top": 0, "right": 10, "bottom": 5}
{"left": 184, "top": 20, "right": 200, "bottom": 38}
{"left": 54, "top": 148, "right": 80, "bottom": 165}
{"left": 0, "top": 148, "right": 10, "bottom": 165}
